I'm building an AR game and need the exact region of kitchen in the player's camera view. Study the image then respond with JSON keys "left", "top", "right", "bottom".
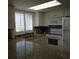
{"left": 8, "top": 0, "right": 70, "bottom": 59}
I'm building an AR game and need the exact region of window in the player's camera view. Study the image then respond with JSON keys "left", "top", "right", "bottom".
{"left": 15, "top": 12, "right": 24, "bottom": 32}
{"left": 15, "top": 11, "right": 33, "bottom": 32}
{"left": 25, "top": 13, "right": 33, "bottom": 31}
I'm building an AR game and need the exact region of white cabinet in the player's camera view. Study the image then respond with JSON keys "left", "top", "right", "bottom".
{"left": 47, "top": 17, "right": 63, "bottom": 47}
{"left": 63, "top": 17, "right": 70, "bottom": 51}
{"left": 47, "top": 16, "right": 70, "bottom": 48}
{"left": 63, "top": 17, "right": 70, "bottom": 30}
{"left": 48, "top": 17, "right": 62, "bottom": 25}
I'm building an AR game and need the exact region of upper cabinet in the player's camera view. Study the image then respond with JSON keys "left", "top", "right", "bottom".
{"left": 48, "top": 17, "right": 62, "bottom": 25}
{"left": 63, "top": 17, "right": 70, "bottom": 30}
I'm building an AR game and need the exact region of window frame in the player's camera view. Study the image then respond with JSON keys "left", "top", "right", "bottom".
{"left": 15, "top": 10, "right": 33, "bottom": 33}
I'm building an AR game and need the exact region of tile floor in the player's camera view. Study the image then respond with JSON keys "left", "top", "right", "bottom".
{"left": 8, "top": 34, "right": 70, "bottom": 59}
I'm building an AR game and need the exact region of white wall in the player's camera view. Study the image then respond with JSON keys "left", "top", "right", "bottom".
{"left": 33, "top": 12, "right": 39, "bottom": 26}
{"left": 39, "top": 12, "right": 44, "bottom": 26}
{"left": 33, "top": 12, "right": 44, "bottom": 26}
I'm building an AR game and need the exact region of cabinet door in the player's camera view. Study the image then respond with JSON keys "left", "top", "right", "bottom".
{"left": 63, "top": 17, "right": 70, "bottom": 30}
{"left": 63, "top": 31, "right": 70, "bottom": 51}
{"left": 63, "top": 17, "right": 70, "bottom": 51}
{"left": 48, "top": 17, "right": 62, "bottom": 25}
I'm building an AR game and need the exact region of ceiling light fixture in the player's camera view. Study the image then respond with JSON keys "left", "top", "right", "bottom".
{"left": 29, "top": 0, "right": 61, "bottom": 10}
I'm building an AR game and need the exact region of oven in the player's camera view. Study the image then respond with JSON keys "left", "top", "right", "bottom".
{"left": 47, "top": 25, "right": 63, "bottom": 45}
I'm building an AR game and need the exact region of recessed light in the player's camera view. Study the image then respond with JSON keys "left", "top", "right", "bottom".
{"left": 29, "top": 0, "right": 61, "bottom": 10}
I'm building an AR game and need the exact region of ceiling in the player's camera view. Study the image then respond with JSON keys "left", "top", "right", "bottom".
{"left": 14, "top": 0, "right": 70, "bottom": 12}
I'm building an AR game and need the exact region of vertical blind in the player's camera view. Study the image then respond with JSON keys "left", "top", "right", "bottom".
{"left": 15, "top": 12, "right": 33, "bottom": 32}
{"left": 15, "top": 12, "right": 24, "bottom": 32}
{"left": 25, "top": 13, "right": 33, "bottom": 31}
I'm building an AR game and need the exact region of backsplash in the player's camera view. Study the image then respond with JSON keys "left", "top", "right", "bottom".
{"left": 33, "top": 26, "right": 49, "bottom": 34}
